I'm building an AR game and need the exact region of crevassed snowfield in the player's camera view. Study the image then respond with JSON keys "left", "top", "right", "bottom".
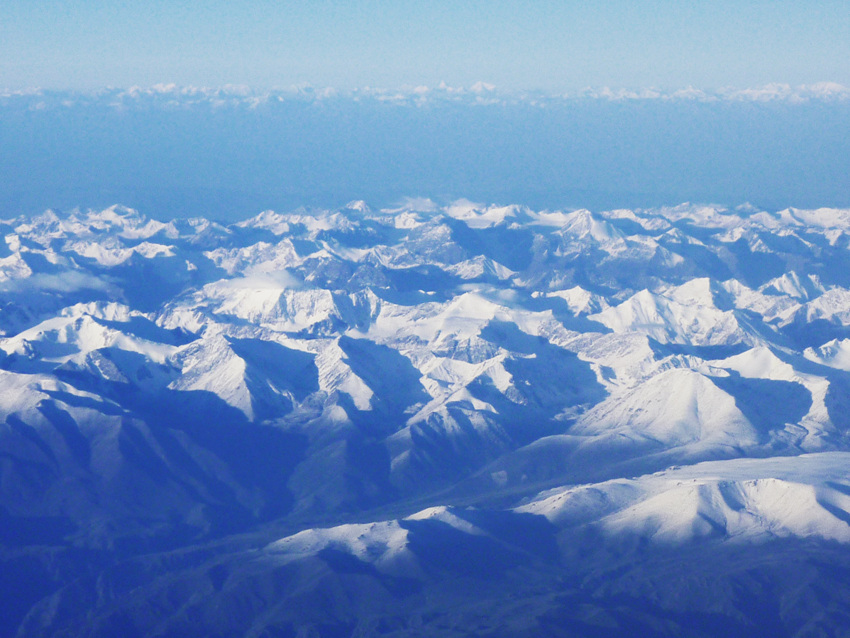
{"left": 6, "top": 201, "right": 850, "bottom": 635}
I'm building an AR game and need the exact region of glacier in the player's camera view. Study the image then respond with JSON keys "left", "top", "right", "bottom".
{"left": 4, "top": 201, "right": 850, "bottom": 635}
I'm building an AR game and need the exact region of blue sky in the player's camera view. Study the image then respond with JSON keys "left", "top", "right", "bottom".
{"left": 2, "top": 1, "right": 849, "bottom": 90}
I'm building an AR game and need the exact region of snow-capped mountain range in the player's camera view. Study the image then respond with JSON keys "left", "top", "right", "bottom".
{"left": 5, "top": 201, "right": 850, "bottom": 636}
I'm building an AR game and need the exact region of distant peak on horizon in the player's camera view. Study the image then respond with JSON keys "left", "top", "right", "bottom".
{"left": 3, "top": 81, "right": 850, "bottom": 107}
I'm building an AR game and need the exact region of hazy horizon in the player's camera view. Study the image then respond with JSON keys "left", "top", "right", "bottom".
{"left": 2, "top": 84, "right": 849, "bottom": 221}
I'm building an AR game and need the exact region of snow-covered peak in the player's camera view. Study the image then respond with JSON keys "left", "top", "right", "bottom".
{"left": 761, "top": 271, "right": 825, "bottom": 300}
{"left": 590, "top": 288, "right": 748, "bottom": 346}
{"left": 235, "top": 209, "right": 291, "bottom": 235}
{"left": 546, "top": 286, "right": 610, "bottom": 315}
{"left": 805, "top": 338, "right": 850, "bottom": 372}
{"left": 571, "top": 367, "right": 756, "bottom": 447}
{"left": 559, "top": 209, "right": 624, "bottom": 243}
{"left": 444, "top": 200, "right": 525, "bottom": 228}
{"left": 521, "top": 453, "right": 850, "bottom": 544}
